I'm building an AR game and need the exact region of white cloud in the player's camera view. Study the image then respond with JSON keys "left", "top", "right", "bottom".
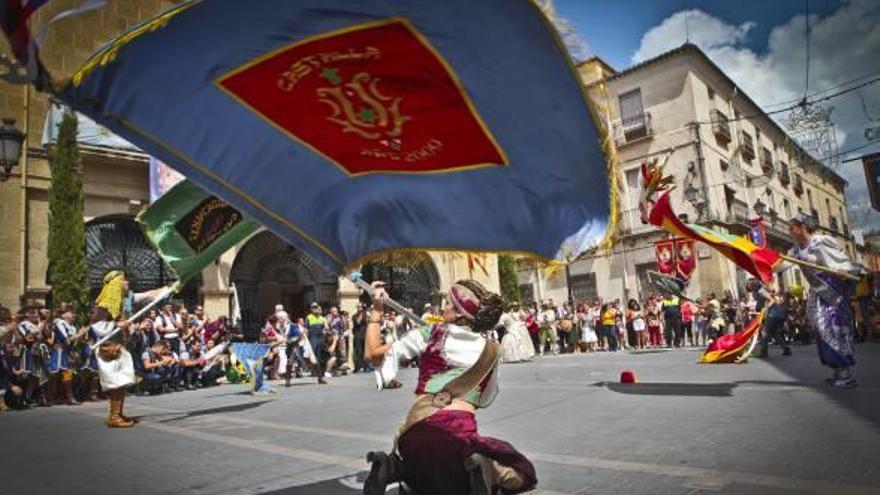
{"left": 632, "top": 0, "right": 880, "bottom": 229}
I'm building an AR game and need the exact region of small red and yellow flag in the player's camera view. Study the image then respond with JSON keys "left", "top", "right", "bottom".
{"left": 699, "top": 311, "right": 763, "bottom": 364}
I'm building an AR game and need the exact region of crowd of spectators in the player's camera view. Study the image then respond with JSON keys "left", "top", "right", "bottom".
{"left": 1, "top": 284, "right": 877, "bottom": 411}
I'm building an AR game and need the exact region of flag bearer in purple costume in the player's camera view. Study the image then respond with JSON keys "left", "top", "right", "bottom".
{"left": 89, "top": 271, "right": 164, "bottom": 427}
{"left": 785, "top": 213, "right": 863, "bottom": 388}
{"left": 363, "top": 279, "right": 536, "bottom": 495}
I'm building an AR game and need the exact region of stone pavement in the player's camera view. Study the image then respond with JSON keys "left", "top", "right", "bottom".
{"left": 1, "top": 344, "right": 879, "bottom": 495}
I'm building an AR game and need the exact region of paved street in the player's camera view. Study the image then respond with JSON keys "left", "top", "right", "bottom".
{"left": 2, "top": 344, "right": 879, "bottom": 495}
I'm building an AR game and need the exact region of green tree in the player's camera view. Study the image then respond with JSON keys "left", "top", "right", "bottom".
{"left": 497, "top": 254, "right": 520, "bottom": 304}
{"left": 47, "top": 110, "right": 89, "bottom": 322}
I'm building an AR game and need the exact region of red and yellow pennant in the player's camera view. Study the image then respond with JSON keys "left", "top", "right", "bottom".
{"left": 639, "top": 158, "right": 780, "bottom": 284}
{"left": 699, "top": 311, "right": 763, "bottom": 364}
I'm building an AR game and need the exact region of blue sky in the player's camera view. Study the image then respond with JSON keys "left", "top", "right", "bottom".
{"left": 556, "top": 0, "right": 843, "bottom": 70}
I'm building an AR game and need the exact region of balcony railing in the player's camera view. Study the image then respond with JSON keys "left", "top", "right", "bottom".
{"left": 740, "top": 132, "right": 756, "bottom": 161}
{"left": 793, "top": 176, "right": 804, "bottom": 195}
{"left": 621, "top": 207, "right": 656, "bottom": 235}
{"left": 764, "top": 215, "right": 790, "bottom": 239}
{"left": 761, "top": 149, "right": 774, "bottom": 175}
{"left": 727, "top": 199, "right": 749, "bottom": 223}
{"left": 613, "top": 112, "right": 652, "bottom": 147}
{"left": 778, "top": 163, "right": 790, "bottom": 185}
{"left": 711, "top": 109, "right": 731, "bottom": 143}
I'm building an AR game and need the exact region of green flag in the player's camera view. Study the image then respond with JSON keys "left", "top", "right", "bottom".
{"left": 138, "top": 180, "right": 260, "bottom": 283}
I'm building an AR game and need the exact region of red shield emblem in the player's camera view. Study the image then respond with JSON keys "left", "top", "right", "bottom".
{"left": 217, "top": 18, "right": 507, "bottom": 176}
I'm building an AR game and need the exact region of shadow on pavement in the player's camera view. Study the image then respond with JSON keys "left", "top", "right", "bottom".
{"left": 761, "top": 343, "right": 880, "bottom": 429}
{"left": 150, "top": 400, "right": 270, "bottom": 423}
{"left": 595, "top": 378, "right": 829, "bottom": 397}
{"left": 254, "top": 471, "right": 412, "bottom": 495}
{"left": 595, "top": 382, "right": 737, "bottom": 397}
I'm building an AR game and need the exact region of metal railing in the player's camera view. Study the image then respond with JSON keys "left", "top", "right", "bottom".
{"left": 612, "top": 112, "right": 653, "bottom": 146}
{"left": 711, "top": 109, "right": 731, "bottom": 142}
{"left": 726, "top": 199, "right": 749, "bottom": 223}
{"left": 620, "top": 207, "right": 656, "bottom": 235}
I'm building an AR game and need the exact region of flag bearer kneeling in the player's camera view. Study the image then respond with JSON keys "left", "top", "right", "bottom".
{"left": 363, "top": 280, "right": 536, "bottom": 495}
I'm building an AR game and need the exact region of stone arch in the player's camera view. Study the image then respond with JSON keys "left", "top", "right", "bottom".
{"left": 230, "top": 231, "right": 337, "bottom": 336}
{"left": 72, "top": 215, "right": 201, "bottom": 306}
{"left": 359, "top": 254, "right": 442, "bottom": 312}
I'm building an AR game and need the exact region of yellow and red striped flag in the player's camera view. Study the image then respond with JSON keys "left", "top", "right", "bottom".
{"left": 639, "top": 158, "right": 780, "bottom": 284}
{"left": 647, "top": 192, "right": 781, "bottom": 284}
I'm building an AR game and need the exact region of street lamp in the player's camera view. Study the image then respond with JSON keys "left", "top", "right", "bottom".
{"left": 0, "top": 118, "right": 25, "bottom": 182}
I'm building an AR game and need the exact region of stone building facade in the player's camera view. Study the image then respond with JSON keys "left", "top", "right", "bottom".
{"left": 520, "top": 44, "right": 853, "bottom": 304}
{"left": 0, "top": 1, "right": 499, "bottom": 333}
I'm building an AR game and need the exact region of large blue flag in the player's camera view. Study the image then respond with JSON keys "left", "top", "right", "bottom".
{"left": 57, "top": 0, "right": 613, "bottom": 272}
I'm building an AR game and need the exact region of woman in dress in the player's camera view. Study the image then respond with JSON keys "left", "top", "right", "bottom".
{"left": 628, "top": 299, "right": 646, "bottom": 350}
{"left": 579, "top": 302, "right": 598, "bottom": 353}
{"left": 498, "top": 301, "right": 535, "bottom": 363}
{"left": 364, "top": 280, "right": 536, "bottom": 495}
{"left": 646, "top": 298, "right": 663, "bottom": 348}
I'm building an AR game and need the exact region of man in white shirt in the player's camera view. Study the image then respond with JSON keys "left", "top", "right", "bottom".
{"left": 155, "top": 303, "right": 182, "bottom": 355}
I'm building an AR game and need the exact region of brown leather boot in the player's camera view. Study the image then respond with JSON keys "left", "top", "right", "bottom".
{"left": 106, "top": 390, "right": 135, "bottom": 428}
{"left": 61, "top": 372, "right": 80, "bottom": 406}
{"left": 118, "top": 392, "right": 137, "bottom": 424}
{"left": 464, "top": 453, "right": 496, "bottom": 495}
{"left": 364, "top": 451, "right": 402, "bottom": 495}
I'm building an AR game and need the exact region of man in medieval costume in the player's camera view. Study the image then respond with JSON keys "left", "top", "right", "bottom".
{"left": 363, "top": 279, "right": 536, "bottom": 495}
{"left": 86, "top": 271, "right": 165, "bottom": 427}
{"left": 784, "top": 213, "right": 862, "bottom": 388}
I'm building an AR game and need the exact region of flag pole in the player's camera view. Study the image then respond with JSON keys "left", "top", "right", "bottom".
{"left": 347, "top": 272, "right": 426, "bottom": 326}
{"left": 90, "top": 285, "right": 175, "bottom": 349}
{"left": 778, "top": 254, "right": 861, "bottom": 282}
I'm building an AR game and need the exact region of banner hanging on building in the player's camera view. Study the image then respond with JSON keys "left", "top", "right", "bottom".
{"left": 749, "top": 217, "right": 767, "bottom": 248}
{"left": 675, "top": 238, "right": 696, "bottom": 282}
{"left": 654, "top": 240, "right": 675, "bottom": 275}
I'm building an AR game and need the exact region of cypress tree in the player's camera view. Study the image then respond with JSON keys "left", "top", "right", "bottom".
{"left": 47, "top": 110, "right": 89, "bottom": 322}
{"left": 497, "top": 254, "right": 521, "bottom": 304}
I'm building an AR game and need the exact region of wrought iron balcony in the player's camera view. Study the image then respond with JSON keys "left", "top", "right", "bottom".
{"left": 761, "top": 149, "right": 774, "bottom": 175}
{"left": 740, "top": 132, "right": 756, "bottom": 161}
{"left": 793, "top": 175, "right": 804, "bottom": 195}
{"left": 613, "top": 112, "right": 653, "bottom": 147}
{"left": 778, "top": 163, "right": 790, "bottom": 185}
{"left": 726, "top": 198, "right": 749, "bottom": 223}
{"left": 711, "top": 109, "right": 731, "bottom": 143}
{"left": 621, "top": 207, "right": 656, "bottom": 235}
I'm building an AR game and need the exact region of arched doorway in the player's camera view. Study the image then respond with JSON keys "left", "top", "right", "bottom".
{"left": 230, "top": 231, "right": 338, "bottom": 337}
{"left": 360, "top": 255, "right": 441, "bottom": 312}
{"left": 74, "top": 215, "right": 201, "bottom": 306}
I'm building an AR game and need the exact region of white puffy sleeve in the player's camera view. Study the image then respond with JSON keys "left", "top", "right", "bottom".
{"left": 374, "top": 325, "right": 431, "bottom": 389}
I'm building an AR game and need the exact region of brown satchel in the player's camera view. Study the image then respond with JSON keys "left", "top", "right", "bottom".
{"left": 98, "top": 342, "right": 122, "bottom": 361}
{"left": 398, "top": 339, "right": 500, "bottom": 438}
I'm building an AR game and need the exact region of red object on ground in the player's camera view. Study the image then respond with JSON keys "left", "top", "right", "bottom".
{"left": 620, "top": 370, "right": 637, "bottom": 384}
